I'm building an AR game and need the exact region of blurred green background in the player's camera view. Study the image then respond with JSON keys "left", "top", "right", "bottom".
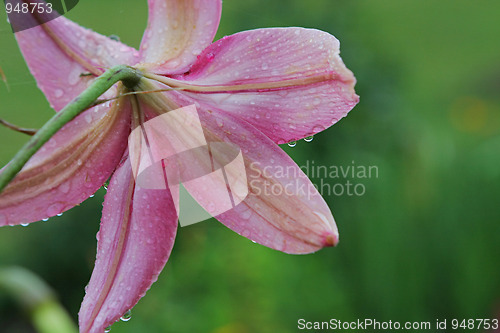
{"left": 1, "top": 0, "right": 499, "bottom": 332}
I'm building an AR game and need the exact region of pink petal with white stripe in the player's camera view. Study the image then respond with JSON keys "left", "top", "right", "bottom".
{"left": 0, "top": 98, "right": 131, "bottom": 226}
{"left": 15, "top": 6, "right": 139, "bottom": 111}
{"left": 140, "top": 89, "right": 338, "bottom": 253}
{"left": 79, "top": 156, "right": 178, "bottom": 333}
{"left": 139, "top": 0, "right": 221, "bottom": 74}
{"left": 177, "top": 28, "right": 358, "bottom": 143}
{"left": 197, "top": 107, "right": 339, "bottom": 253}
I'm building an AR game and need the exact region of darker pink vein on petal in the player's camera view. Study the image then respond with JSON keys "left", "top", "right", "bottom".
{"left": 171, "top": 27, "right": 359, "bottom": 143}
{"left": 79, "top": 155, "right": 178, "bottom": 333}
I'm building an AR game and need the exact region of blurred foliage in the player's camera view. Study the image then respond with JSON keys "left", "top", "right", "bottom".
{"left": 0, "top": 0, "right": 499, "bottom": 332}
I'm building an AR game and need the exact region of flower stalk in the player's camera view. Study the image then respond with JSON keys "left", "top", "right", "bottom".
{"left": 0, "top": 65, "right": 143, "bottom": 194}
{"left": 0, "top": 267, "right": 78, "bottom": 333}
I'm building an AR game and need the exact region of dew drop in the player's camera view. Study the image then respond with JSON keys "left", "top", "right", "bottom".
{"left": 57, "top": 213, "right": 63, "bottom": 217}
{"left": 304, "top": 136, "right": 314, "bottom": 142}
{"left": 84, "top": 113, "right": 93, "bottom": 123}
{"left": 120, "top": 309, "right": 132, "bottom": 322}
{"left": 47, "top": 203, "right": 64, "bottom": 216}
{"left": 312, "top": 125, "right": 325, "bottom": 133}
{"left": 42, "top": 218, "right": 49, "bottom": 222}
{"left": 68, "top": 66, "right": 81, "bottom": 86}
{"left": 59, "top": 182, "right": 70, "bottom": 194}
{"left": 89, "top": 194, "right": 95, "bottom": 198}
{"left": 287, "top": 141, "right": 297, "bottom": 148}
{"left": 241, "top": 210, "right": 252, "bottom": 220}
{"left": 206, "top": 52, "right": 215, "bottom": 62}
{"left": 54, "top": 89, "right": 64, "bottom": 98}
{"left": 104, "top": 326, "right": 112, "bottom": 333}
{"left": 108, "top": 34, "right": 120, "bottom": 42}
{"left": 21, "top": 223, "right": 29, "bottom": 227}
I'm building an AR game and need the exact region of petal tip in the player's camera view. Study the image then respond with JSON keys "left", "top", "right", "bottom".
{"left": 323, "top": 232, "right": 339, "bottom": 247}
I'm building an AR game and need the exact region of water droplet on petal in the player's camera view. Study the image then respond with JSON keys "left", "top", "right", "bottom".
{"left": 108, "top": 34, "right": 120, "bottom": 42}
{"left": 59, "top": 182, "right": 70, "bottom": 194}
{"left": 42, "top": 218, "right": 49, "bottom": 222}
{"left": 84, "top": 113, "right": 93, "bottom": 123}
{"left": 241, "top": 210, "right": 252, "bottom": 220}
{"left": 54, "top": 89, "right": 64, "bottom": 98}
{"left": 312, "top": 125, "right": 326, "bottom": 133}
{"left": 68, "top": 66, "right": 81, "bottom": 86}
{"left": 120, "top": 309, "right": 132, "bottom": 322}
{"left": 21, "top": 223, "right": 29, "bottom": 227}
{"left": 47, "top": 203, "right": 64, "bottom": 216}
{"left": 104, "top": 326, "right": 112, "bottom": 333}
{"left": 206, "top": 52, "right": 215, "bottom": 62}
{"left": 304, "top": 136, "right": 314, "bottom": 142}
{"left": 287, "top": 141, "right": 297, "bottom": 148}
{"left": 89, "top": 194, "right": 95, "bottom": 198}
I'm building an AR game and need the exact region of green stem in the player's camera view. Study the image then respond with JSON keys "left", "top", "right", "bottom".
{"left": 0, "top": 266, "right": 78, "bottom": 333}
{"left": 0, "top": 65, "right": 142, "bottom": 194}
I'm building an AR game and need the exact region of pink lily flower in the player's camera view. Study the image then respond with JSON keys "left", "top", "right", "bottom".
{"left": 0, "top": 0, "right": 358, "bottom": 332}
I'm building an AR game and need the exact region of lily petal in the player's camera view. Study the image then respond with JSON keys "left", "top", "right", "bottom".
{"left": 139, "top": 88, "right": 338, "bottom": 254}
{"left": 79, "top": 155, "right": 178, "bottom": 333}
{"left": 197, "top": 107, "right": 338, "bottom": 253}
{"left": 139, "top": 0, "right": 222, "bottom": 74}
{"left": 0, "top": 97, "right": 131, "bottom": 226}
{"left": 15, "top": 9, "right": 139, "bottom": 111}
{"left": 175, "top": 28, "right": 358, "bottom": 143}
